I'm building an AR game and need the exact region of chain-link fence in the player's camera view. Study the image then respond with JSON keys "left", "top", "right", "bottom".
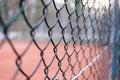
{"left": 0, "top": 0, "right": 114, "bottom": 80}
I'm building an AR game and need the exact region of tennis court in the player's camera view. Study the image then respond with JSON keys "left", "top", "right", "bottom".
{"left": 0, "top": 40, "right": 110, "bottom": 80}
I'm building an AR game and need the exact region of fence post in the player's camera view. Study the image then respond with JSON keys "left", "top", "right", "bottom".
{"left": 111, "top": 0, "right": 119, "bottom": 80}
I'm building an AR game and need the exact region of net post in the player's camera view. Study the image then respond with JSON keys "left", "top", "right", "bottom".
{"left": 111, "top": 0, "right": 119, "bottom": 80}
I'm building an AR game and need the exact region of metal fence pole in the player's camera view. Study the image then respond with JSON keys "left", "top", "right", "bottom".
{"left": 111, "top": 0, "right": 119, "bottom": 80}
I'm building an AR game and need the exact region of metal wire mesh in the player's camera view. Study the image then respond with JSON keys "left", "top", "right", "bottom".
{"left": 0, "top": 0, "right": 113, "bottom": 80}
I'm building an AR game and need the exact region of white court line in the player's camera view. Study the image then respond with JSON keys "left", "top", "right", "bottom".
{"left": 72, "top": 46, "right": 108, "bottom": 80}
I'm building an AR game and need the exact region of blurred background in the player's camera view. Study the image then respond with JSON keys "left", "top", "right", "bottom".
{"left": 0, "top": 0, "right": 111, "bottom": 43}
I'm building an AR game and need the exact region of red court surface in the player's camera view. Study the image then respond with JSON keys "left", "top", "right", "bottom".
{"left": 0, "top": 40, "right": 110, "bottom": 80}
